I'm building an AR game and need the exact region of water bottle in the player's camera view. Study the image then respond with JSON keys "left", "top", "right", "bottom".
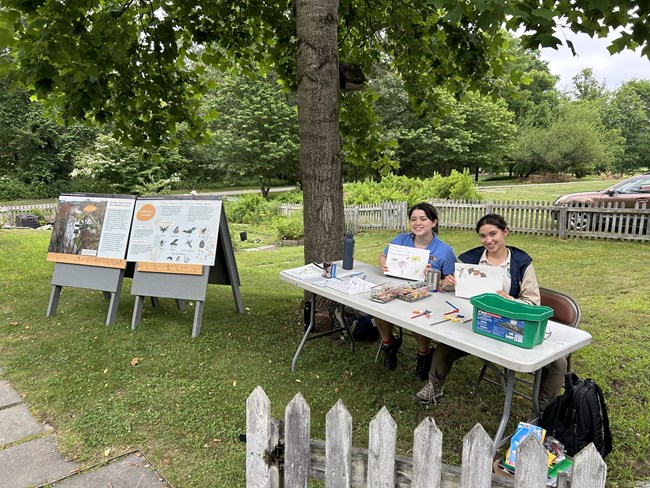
{"left": 342, "top": 232, "right": 355, "bottom": 269}
{"left": 425, "top": 269, "right": 441, "bottom": 290}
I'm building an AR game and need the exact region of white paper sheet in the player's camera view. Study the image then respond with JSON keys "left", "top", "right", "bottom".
{"left": 454, "top": 263, "right": 505, "bottom": 299}
{"left": 384, "top": 244, "right": 430, "bottom": 281}
{"left": 325, "top": 276, "right": 374, "bottom": 295}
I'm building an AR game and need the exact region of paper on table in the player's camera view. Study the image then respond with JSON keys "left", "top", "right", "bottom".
{"left": 384, "top": 244, "right": 430, "bottom": 281}
{"left": 283, "top": 263, "right": 324, "bottom": 280}
{"left": 283, "top": 263, "right": 364, "bottom": 281}
{"left": 326, "top": 276, "right": 374, "bottom": 295}
{"left": 454, "top": 263, "right": 505, "bottom": 299}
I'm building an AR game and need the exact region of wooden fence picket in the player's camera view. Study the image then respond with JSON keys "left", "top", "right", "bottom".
{"left": 514, "top": 436, "right": 547, "bottom": 488}
{"left": 246, "top": 386, "right": 275, "bottom": 488}
{"left": 461, "top": 424, "right": 494, "bottom": 488}
{"left": 367, "top": 407, "right": 397, "bottom": 487}
{"left": 326, "top": 400, "right": 353, "bottom": 488}
{"left": 285, "top": 392, "right": 310, "bottom": 488}
{"left": 571, "top": 443, "right": 607, "bottom": 488}
{"left": 411, "top": 417, "right": 443, "bottom": 488}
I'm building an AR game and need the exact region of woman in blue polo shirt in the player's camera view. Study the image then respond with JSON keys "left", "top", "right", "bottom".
{"left": 376, "top": 202, "right": 456, "bottom": 380}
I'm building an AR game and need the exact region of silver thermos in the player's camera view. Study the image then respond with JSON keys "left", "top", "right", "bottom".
{"left": 425, "top": 269, "right": 441, "bottom": 288}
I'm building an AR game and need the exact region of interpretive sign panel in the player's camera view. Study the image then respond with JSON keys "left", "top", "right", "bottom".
{"left": 47, "top": 193, "right": 136, "bottom": 268}
{"left": 126, "top": 197, "right": 222, "bottom": 267}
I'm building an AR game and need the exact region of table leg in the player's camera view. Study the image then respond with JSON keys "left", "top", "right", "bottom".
{"left": 493, "top": 368, "right": 515, "bottom": 458}
{"left": 531, "top": 369, "right": 542, "bottom": 420}
{"left": 291, "top": 294, "right": 315, "bottom": 372}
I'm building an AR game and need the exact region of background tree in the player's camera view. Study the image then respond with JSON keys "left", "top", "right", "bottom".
{"left": 571, "top": 68, "right": 609, "bottom": 102}
{"left": 604, "top": 80, "right": 650, "bottom": 173}
{"left": 512, "top": 102, "right": 624, "bottom": 177}
{"left": 72, "top": 134, "right": 189, "bottom": 194}
{"left": 200, "top": 71, "right": 299, "bottom": 198}
{"left": 0, "top": 80, "right": 95, "bottom": 199}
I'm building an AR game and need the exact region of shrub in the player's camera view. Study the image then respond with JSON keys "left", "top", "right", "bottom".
{"left": 271, "top": 187, "right": 303, "bottom": 204}
{"left": 343, "top": 171, "right": 481, "bottom": 206}
{"left": 225, "top": 194, "right": 281, "bottom": 224}
{"left": 275, "top": 215, "right": 304, "bottom": 240}
{"left": 0, "top": 176, "right": 31, "bottom": 201}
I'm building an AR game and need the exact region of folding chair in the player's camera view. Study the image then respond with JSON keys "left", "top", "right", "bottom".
{"left": 473, "top": 287, "right": 582, "bottom": 418}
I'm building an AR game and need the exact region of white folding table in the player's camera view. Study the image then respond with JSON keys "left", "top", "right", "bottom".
{"left": 280, "top": 260, "right": 593, "bottom": 453}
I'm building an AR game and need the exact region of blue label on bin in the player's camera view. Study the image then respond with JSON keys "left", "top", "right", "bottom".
{"left": 475, "top": 309, "right": 525, "bottom": 343}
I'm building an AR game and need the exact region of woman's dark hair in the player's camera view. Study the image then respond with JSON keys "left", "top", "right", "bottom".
{"left": 409, "top": 202, "right": 439, "bottom": 221}
{"left": 476, "top": 213, "right": 508, "bottom": 233}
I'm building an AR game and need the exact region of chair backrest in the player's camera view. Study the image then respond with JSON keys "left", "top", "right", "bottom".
{"left": 540, "top": 287, "right": 581, "bottom": 328}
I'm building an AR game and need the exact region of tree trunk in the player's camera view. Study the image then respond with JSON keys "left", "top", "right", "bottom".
{"left": 296, "top": 0, "right": 344, "bottom": 266}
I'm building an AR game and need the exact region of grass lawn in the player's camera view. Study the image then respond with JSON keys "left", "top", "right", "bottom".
{"left": 0, "top": 228, "right": 648, "bottom": 487}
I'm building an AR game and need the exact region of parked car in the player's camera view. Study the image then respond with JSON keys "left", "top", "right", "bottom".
{"left": 554, "top": 173, "right": 650, "bottom": 230}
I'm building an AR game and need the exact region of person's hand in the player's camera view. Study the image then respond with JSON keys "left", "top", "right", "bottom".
{"left": 496, "top": 290, "right": 514, "bottom": 300}
{"left": 440, "top": 274, "right": 456, "bottom": 292}
{"left": 442, "top": 275, "right": 456, "bottom": 287}
{"left": 380, "top": 264, "right": 388, "bottom": 273}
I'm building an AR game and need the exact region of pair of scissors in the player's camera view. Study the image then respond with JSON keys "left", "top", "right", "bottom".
{"left": 411, "top": 309, "right": 431, "bottom": 319}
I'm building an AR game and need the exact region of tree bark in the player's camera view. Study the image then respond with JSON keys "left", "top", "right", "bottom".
{"left": 296, "top": 0, "right": 344, "bottom": 266}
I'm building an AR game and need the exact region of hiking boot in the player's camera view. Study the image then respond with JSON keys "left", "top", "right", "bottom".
{"left": 414, "top": 382, "right": 444, "bottom": 405}
{"left": 381, "top": 335, "right": 402, "bottom": 371}
{"left": 413, "top": 346, "right": 434, "bottom": 381}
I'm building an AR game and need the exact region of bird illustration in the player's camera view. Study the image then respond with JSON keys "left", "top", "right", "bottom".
{"left": 186, "top": 239, "right": 193, "bottom": 248}
{"left": 170, "top": 238, "right": 178, "bottom": 247}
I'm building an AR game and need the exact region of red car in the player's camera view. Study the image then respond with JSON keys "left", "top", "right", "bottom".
{"left": 554, "top": 173, "right": 650, "bottom": 230}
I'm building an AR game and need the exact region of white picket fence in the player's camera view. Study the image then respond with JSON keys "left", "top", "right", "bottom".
{"left": 0, "top": 203, "right": 57, "bottom": 226}
{"left": 246, "top": 386, "right": 607, "bottom": 488}
{"left": 280, "top": 200, "right": 650, "bottom": 241}
{"left": 5, "top": 199, "right": 649, "bottom": 241}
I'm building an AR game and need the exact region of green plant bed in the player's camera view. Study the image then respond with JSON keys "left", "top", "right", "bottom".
{"left": 0, "top": 230, "right": 648, "bottom": 487}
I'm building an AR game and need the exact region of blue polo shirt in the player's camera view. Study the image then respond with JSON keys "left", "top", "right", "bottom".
{"left": 384, "top": 233, "right": 456, "bottom": 276}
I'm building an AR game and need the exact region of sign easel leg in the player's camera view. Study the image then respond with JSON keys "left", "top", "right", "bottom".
{"left": 132, "top": 296, "right": 145, "bottom": 330}
{"left": 46, "top": 285, "right": 62, "bottom": 317}
{"left": 192, "top": 301, "right": 205, "bottom": 338}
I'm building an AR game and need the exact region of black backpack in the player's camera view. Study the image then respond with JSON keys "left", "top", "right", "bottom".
{"left": 539, "top": 372, "right": 613, "bottom": 458}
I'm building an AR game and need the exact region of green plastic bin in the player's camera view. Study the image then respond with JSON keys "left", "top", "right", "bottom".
{"left": 470, "top": 293, "right": 554, "bottom": 348}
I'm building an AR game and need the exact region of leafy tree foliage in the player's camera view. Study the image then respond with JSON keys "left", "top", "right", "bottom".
{"left": 371, "top": 71, "right": 516, "bottom": 179}
{"left": 500, "top": 44, "right": 561, "bottom": 128}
